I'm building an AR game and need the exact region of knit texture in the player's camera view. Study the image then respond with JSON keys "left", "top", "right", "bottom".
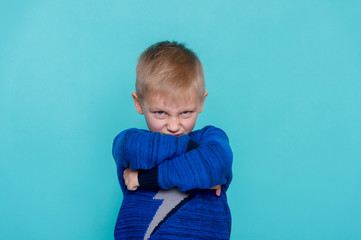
{"left": 112, "top": 125, "right": 233, "bottom": 240}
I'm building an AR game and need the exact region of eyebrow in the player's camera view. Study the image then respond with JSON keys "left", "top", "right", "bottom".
{"left": 149, "top": 106, "right": 197, "bottom": 113}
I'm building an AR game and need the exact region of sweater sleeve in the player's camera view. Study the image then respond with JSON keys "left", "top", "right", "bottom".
{"left": 112, "top": 128, "right": 191, "bottom": 170}
{"left": 145, "top": 126, "right": 233, "bottom": 192}
{"left": 138, "top": 139, "right": 200, "bottom": 190}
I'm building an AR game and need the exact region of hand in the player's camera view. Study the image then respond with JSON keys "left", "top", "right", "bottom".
{"left": 123, "top": 168, "right": 139, "bottom": 191}
{"left": 211, "top": 185, "right": 222, "bottom": 197}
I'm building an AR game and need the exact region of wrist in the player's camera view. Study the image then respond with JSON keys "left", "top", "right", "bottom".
{"left": 138, "top": 168, "right": 159, "bottom": 190}
{"left": 187, "top": 139, "right": 200, "bottom": 151}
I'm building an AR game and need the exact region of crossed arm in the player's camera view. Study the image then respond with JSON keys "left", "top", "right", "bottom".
{"left": 112, "top": 126, "right": 233, "bottom": 194}
{"left": 123, "top": 169, "right": 222, "bottom": 195}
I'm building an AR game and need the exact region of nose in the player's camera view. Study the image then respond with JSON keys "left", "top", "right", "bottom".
{"left": 167, "top": 117, "right": 180, "bottom": 134}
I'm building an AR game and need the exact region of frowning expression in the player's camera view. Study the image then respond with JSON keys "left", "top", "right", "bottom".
{"left": 132, "top": 91, "right": 208, "bottom": 136}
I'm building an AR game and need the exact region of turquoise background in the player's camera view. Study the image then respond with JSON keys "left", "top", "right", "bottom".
{"left": 1, "top": 1, "right": 360, "bottom": 239}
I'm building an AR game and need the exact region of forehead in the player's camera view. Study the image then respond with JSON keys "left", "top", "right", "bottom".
{"left": 143, "top": 93, "right": 201, "bottom": 110}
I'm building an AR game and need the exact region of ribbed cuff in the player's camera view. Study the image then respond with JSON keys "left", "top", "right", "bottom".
{"left": 186, "top": 139, "right": 200, "bottom": 152}
{"left": 138, "top": 168, "right": 160, "bottom": 190}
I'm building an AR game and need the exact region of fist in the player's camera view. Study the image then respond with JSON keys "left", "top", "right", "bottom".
{"left": 123, "top": 168, "right": 139, "bottom": 191}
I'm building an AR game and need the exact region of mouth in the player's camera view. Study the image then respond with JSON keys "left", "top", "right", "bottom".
{"left": 169, "top": 133, "right": 182, "bottom": 137}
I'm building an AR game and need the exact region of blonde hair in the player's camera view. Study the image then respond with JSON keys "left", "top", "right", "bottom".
{"left": 136, "top": 41, "right": 205, "bottom": 103}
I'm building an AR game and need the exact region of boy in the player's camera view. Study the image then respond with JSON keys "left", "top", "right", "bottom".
{"left": 112, "top": 41, "right": 233, "bottom": 240}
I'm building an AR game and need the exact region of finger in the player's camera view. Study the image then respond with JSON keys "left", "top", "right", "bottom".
{"left": 123, "top": 169, "right": 128, "bottom": 180}
{"left": 128, "top": 185, "right": 137, "bottom": 191}
{"left": 216, "top": 187, "right": 221, "bottom": 196}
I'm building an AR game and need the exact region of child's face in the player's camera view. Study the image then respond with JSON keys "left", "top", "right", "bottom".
{"left": 132, "top": 91, "right": 208, "bottom": 136}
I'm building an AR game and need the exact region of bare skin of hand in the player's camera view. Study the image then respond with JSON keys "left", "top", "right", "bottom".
{"left": 211, "top": 185, "right": 222, "bottom": 196}
{"left": 123, "top": 168, "right": 139, "bottom": 191}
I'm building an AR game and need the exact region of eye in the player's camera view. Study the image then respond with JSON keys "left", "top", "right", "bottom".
{"left": 181, "top": 111, "right": 192, "bottom": 118}
{"left": 153, "top": 111, "right": 167, "bottom": 119}
{"left": 155, "top": 111, "right": 165, "bottom": 115}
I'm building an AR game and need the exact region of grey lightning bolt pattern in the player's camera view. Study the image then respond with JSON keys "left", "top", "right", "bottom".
{"left": 143, "top": 189, "right": 189, "bottom": 240}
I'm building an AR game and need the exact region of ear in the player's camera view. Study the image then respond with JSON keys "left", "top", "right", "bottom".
{"left": 199, "top": 91, "right": 208, "bottom": 113}
{"left": 132, "top": 92, "right": 144, "bottom": 114}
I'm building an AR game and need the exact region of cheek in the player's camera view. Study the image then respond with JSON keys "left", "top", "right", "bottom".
{"left": 183, "top": 115, "right": 198, "bottom": 133}
{"left": 145, "top": 115, "right": 165, "bottom": 132}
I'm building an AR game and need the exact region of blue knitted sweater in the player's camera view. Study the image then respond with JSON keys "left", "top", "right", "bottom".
{"left": 112, "top": 125, "right": 233, "bottom": 240}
